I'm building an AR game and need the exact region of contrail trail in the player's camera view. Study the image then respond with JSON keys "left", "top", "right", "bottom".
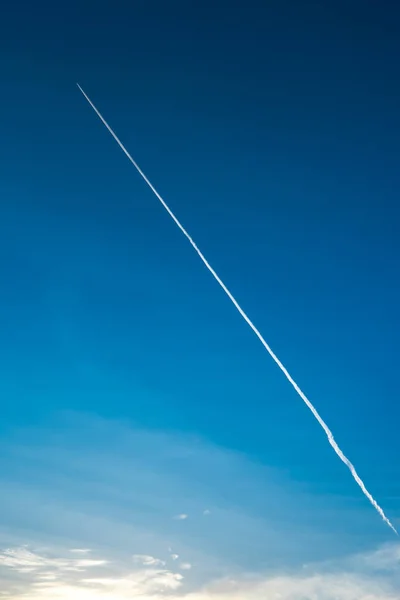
{"left": 77, "top": 83, "right": 397, "bottom": 535}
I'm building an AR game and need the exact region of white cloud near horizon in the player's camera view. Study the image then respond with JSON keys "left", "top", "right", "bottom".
{"left": 0, "top": 411, "right": 398, "bottom": 599}
{"left": 1, "top": 542, "right": 400, "bottom": 599}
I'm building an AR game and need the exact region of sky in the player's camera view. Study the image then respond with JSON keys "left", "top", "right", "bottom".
{"left": 1, "top": 0, "right": 400, "bottom": 598}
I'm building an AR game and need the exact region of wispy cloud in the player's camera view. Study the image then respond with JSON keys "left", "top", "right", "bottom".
{"left": 358, "top": 543, "right": 400, "bottom": 572}
{"left": 1, "top": 542, "right": 400, "bottom": 599}
{"left": 133, "top": 555, "right": 166, "bottom": 567}
{"left": 0, "top": 412, "right": 399, "bottom": 598}
{"left": 0, "top": 547, "right": 107, "bottom": 573}
{"left": 0, "top": 545, "right": 183, "bottom": 599}
{"left": 0, "top": 411, "right": 395, "bottom": 578}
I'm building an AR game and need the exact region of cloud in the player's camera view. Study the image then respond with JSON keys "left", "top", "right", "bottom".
{"left": 0, "top": 422, "right": 398, "bottom": 599}
{"left": 133, "top": 555, "right": 166, "bottom": 567}
{"left": 0, "top": 547, "right": 106, "bottom": 573}
{"left": 1, "top": 542, "right": 400, "bottom": 599}
{"left": 84, "top": 569, "right": 184, "bottom": 594}
{"left": 0, "top": 545, "right": 184, "bottom": 599}
{"left": 0, "top": 411, "right": 397, "bottom": 579}
{"left": 188, "top": 571, "right": 399, "bottom": 600}
{"left": 173, "top": 514, "right": 188, "bottom": 521}
{"left": 0, "top": 411, "right": 398, "bottom": 600}
{"left": 354, "top": 543, "right": 400, "bottom": 572}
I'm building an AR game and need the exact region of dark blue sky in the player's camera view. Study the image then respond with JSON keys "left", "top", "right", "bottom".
{"left": 1, "top": 3, "right": 400, "bottom": 593}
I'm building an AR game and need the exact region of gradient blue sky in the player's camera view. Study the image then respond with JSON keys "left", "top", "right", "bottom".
{"left": 1, "top": 1, "right": 400, "bottom": 598}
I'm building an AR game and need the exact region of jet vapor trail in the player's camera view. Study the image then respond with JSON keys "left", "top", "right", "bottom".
{"left": 77, "top": 84, "right": 397, "bottom": 535}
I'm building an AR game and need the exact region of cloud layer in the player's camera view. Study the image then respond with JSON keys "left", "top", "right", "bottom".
{"left": 0, "top": 412, "right": 398, "bottom": 598}
{"left": 1, "top": 542, "right": 400, "bottom": 599}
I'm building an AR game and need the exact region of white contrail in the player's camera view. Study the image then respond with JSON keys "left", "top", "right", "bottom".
{"left": 77, "top": 84, "right": 397, "bottom": 535}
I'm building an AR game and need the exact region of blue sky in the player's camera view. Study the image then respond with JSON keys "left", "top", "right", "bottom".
{"left": 1, "top": 1, "right": 400, "bottom": 598}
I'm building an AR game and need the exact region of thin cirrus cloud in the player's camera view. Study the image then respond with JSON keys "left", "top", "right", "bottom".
{"left": 0, "top": 547, "right": 107, "bottom": 572}
{"left": 0, "top": 411, "right": 396, "bottom": 573}
{"left": 0, "top": 546, "right": 184, "bottom": 598}
{"left": 133, "top": 555, "right": 166, "bottom": 567}
{"left": 1, "top": 542, "right": 400, "bottom": 599}
{"left": 0, "top": 411, "right": 398, "bottom": 598}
